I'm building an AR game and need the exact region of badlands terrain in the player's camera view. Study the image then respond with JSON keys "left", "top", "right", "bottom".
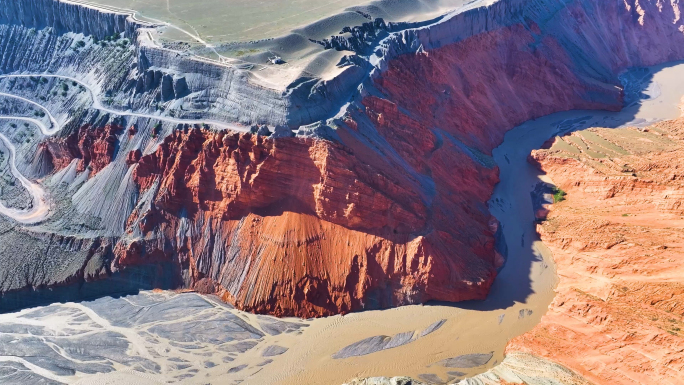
{"left": 0, "top": 0, "right": 684, "bottom": 383}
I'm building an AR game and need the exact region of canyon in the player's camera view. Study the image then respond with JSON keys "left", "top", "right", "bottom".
{"left": 345, "top": 62, "right": 684, "bottom": 385}
{"left": 0, "top": 0, "right": 683, "bottom": 383}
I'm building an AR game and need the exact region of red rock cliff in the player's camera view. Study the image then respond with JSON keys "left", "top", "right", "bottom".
{"left": 118, "top": 125, "right": 500, "bottom": 317}
{"left": 43, "top": 124, "right": 123, "bottom": 176}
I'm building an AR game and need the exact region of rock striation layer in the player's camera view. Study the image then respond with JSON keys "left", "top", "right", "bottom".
{"left": 44, "top": 123, "right": 123, "bottom": 175}
{"left": 118, "top": 127, "right": 499, "bottom": 317}
{"left": 0, "top": 0, "right": 144, "bottom": 39}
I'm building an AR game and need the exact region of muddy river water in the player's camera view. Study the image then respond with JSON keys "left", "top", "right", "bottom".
{"left": 1, "top": 62, "right": 684, "bottom": 385}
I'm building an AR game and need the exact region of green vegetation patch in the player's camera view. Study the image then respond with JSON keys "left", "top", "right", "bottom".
{"left": 552, "top": 186, "right": 566, "bottom": 203}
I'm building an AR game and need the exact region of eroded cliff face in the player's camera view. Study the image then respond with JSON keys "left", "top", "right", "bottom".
{"left": 0, "top": 0, "right": 141, "bottom": 39}
{"left": 505, "top": 118, "right": 684, "bottom": 384}
{"left": 372, "top": 0, "right": 684, "bottom": 154}
{"left": 112, "top": 125, "right": 499, "bottom": 317}
{"left": 44, "top": 124, "right": 123, "bottom": 175}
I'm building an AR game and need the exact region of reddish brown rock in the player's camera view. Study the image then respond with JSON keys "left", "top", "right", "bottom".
{"left": 120, "top": 125, "right": 500, "bottom": 317}
{"left": 132, "top": 128, "right": 428, "bottom": 232}
{"left": 126, "top": 149, "right": 142, "bottom": 165}
{"left": 374, "top": 25, "right": 621, "bottom": 153}
{"left": 43, "top": 124, "right": 123, "bottom": 175}
{"left": 115, "top": 240, "right": 168, "bottom": 267}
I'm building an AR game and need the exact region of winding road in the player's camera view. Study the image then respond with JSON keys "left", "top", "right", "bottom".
{"left": 0, "top": 92, "right": 60, "bottom": 134}
{"left": 0, "top": 73, "right": 249, "bottom": 224}
{"left": 0, "top": 74, "right": 249, "bottom": 131}
{"left": 0, "top": 126, "right": 50, "bottom": 224}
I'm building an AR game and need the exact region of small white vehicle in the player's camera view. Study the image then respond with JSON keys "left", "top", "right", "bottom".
{"left": 268, "top": 55, "right": 284, "bottom": 65}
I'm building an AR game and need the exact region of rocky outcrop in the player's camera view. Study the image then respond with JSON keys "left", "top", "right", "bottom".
{"left": 131, "top": 129, "right": 428, "bottom": 231}
{"left": 345, "top": 352, "right": 592, "bottom": 385}
{"left": 132, "top": 70, "right": 189, "bottom": 101}
{"left": 313, "top": 18, "right": 391, "bottom": 53}
{"left": 505, "top": 119, "right": 684, "bottom": 384}
{"left": 43, "top": 124, "right": 123, "bottom": 176}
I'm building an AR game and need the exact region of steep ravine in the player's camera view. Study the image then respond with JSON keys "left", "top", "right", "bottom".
{"left": 341, "top": 61, "right": 684, "bottom": 385}
{"left": 452, "top": 62, "right": 684, "bottom": 385}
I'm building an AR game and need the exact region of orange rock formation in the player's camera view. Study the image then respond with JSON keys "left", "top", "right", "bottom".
{"left": 508, "top": 118, "right": 684, "bottom": 384}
